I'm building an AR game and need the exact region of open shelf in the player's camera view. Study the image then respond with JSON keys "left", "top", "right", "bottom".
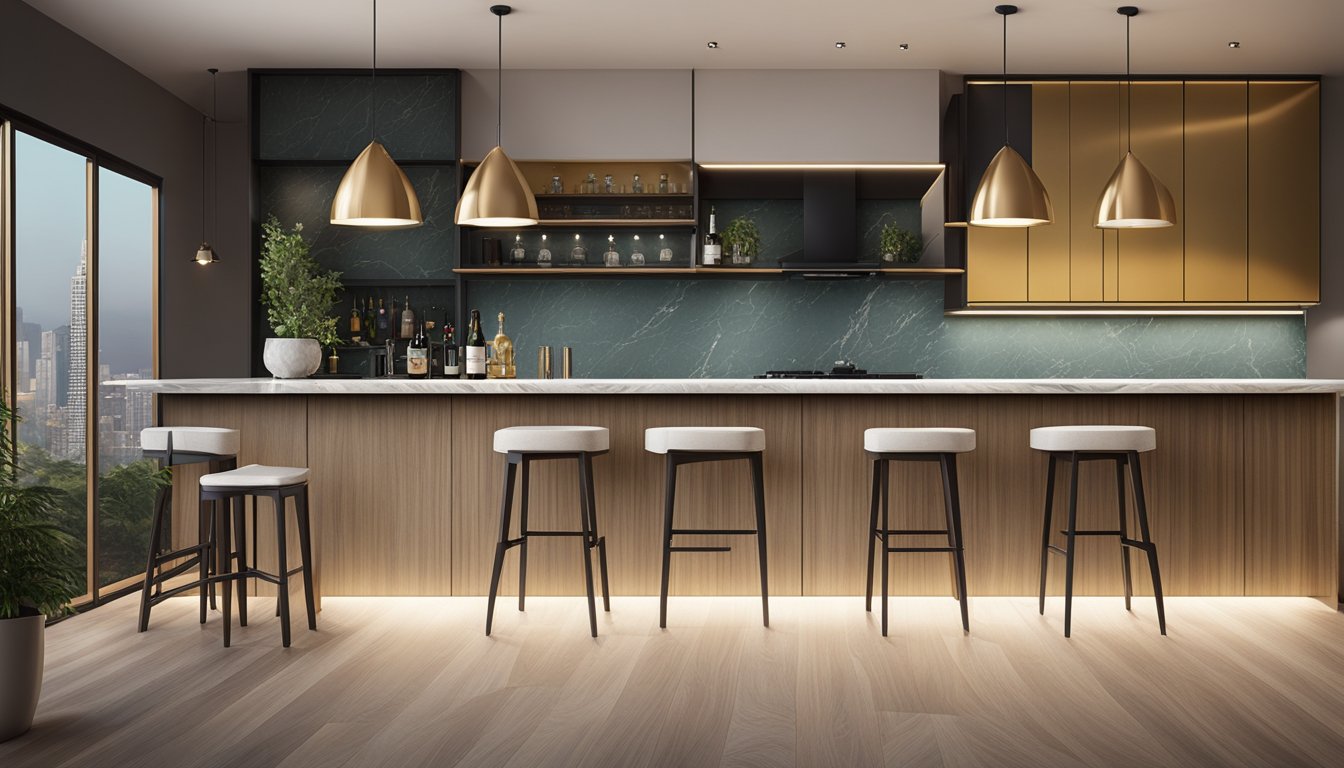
{"left": 453, "top": 267, "right": 958, "bottom": 278}
{"left": 536, "top": 193, "right": 694, "bottom": 200}
{"left": 880, "top": 268, "right": 965, "bottom": 276}
{"left": 536, "top": 218, "right": 697, "bottom": 227}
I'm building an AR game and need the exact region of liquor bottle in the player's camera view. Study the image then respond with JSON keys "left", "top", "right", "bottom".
{"left": 658, "top": 173, "right": 669, "bottom": 194}
{"left": 365, "top": 297, "right": 378, "bottom": 344}
{"left": 702, "top": 206, "right": 723, "bottom": 266}
{"left": 630, "top": 234, "right": 646, "bottom": 266}
{"left": 489, "top": 312, "right": 516, "bottom": 379}
{"left": 407, "top": 324, "right": 429, "bottom": 379}
{"left": 377, "top": 298, "right": 389, "bottom": 337}
{"left": 348, "top": 300, "right": 362, "bottom": 342}
{"left": 537, "top": 234, "right": 552, "bottom": 268}
{"left": 466, "top": 309, "right": 487, "bottom": 380}
{"left": 443, "top": 318, "right": 460, "bottom": 377}
{"left": 658, "top": 233, "right": 674, "bottom": 263}
{"left": 549, "top": 175, "right": 564, "bottom": 194}
{"left": 603, "top": 174, "right": 615, "bottom": 193}
{"left": 632, "top": 174, "right": 644, "bottom": 194}
{"left": 603, "top": 235, "right": 621, "bottom": 268}
{"left": 400, "top": 296, "right": 415, "bottom": 339}
{"left": 389, "top": 296, "right": 399, "bottom": 340}
{"left": 511, "top": 235, "right": 526, "bottom": 264}
{"left": 570, "top": 233, "right": 588, "bottom": 265}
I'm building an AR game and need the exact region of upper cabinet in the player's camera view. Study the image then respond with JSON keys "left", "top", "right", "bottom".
{"left": 959, "top": 79, "right": 1320, "bottom": 308}
{"left": 693, "top": 70, "right": 942, "bottom": 163}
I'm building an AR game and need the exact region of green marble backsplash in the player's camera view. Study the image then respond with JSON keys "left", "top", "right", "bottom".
{"left": 466, "top": 279, "right": 1305, "bottom": 378}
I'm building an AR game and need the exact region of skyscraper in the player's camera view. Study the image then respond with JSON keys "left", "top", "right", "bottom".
{"left": 66, "top": 242, "right": 88, "bottom": 457}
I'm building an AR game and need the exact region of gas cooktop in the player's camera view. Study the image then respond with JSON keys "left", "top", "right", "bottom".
{"left": 755, "top": 370, "right": 922, "bottom": 380}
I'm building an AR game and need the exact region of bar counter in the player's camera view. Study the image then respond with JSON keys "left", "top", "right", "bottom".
{"left": 115, "top": 378, "right": 1344, "bottom": 604}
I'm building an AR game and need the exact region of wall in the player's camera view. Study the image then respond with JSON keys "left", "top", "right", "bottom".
{"left": 0, "top": 0, "right": 251, "bottom": 377}
{"left": 1305, "top": 73, "right": 1344, "bottom": 376}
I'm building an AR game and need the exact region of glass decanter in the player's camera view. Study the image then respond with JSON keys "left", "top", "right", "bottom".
{"left": 510, "top": 234, "right": 526, "bottom": 264}
{"left": 570, "top": 233, "right": 588, "bottom": 264}
{"left": 603, "top": 235, "right": 621, "bottom": 267}
{"left": 537, "top": 234, "right": 552, "bottom": 267}
{"left": 658, "top": 233, "right": 674, "bottom": 263}
{"left": 630, "top": 235, "right": 646, "bottom": 266}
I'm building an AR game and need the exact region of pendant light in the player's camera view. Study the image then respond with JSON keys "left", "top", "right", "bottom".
{"left": 970, "top": 4, "right": 1054, "bottom": 228}
{"left": 193, "top": 68, "right": 221, "bottom": 265}
{"left": 331, "top": 0, "right": 423, "bottom": 229}
{"left": 454, "top": 4, "right": 538, "bottom": 227}
{"left": 1095, "top": 6, "right": 1176, "bottom": 229}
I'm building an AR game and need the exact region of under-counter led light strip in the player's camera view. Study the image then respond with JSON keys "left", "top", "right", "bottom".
{"left": 948, "top": 309, "right": 1305, "bottom": 316}
{"left": 698, "top": 163, "right": 946, "bottom": 171}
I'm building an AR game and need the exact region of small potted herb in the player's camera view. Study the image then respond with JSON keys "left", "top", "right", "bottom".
{"left": 0, "top": 398, "right": 83, "bottom": 742}
{"left": 721, "top": 216, "right": 762, "bottom": 266}
{"left": 879, "top": 223, "right": 923, "bottom": 264}
{"left": 259, "top": 217, "right": 343, "bottom": 378}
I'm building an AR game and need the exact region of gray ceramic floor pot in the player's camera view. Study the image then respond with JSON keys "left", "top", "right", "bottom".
{"left": 0, "top": 611, "right": 44, "bottom": 742}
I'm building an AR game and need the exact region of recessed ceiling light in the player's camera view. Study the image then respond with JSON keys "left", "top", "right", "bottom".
{"left": 899, "top": 43, "right": 910, "bottom": 51}
{"left": 1228, "top": 41, "right": 1241, "bottom": 48}
{"left": 835, "top": 41, "right": 847, "bottom": 48}
{"left": 707, "top": 41, "right": 719, "bottom": 49}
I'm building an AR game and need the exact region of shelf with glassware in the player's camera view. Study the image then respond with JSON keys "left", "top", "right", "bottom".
{"left": 328, "top": 285, "right": 456, "bottom": 377}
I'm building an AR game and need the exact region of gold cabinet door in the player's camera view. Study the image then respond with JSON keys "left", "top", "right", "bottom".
{"left": 1028, "top": 82, "right": 1071, "bottom": 302}
{"left": 1117, "top": 82, "right": 1185, "bottom": 302}
{"left": 966, "top": 226, "right": 1028, "bottom": 302}
{"left": 1248, "top": 81, "right": 1320, "bottom": 303}
{"left": 1184, "top": 82, "right": 1249, "bottom": 302}
{"left": 1069, "top": 82, "right": 1121, "bottom": 302}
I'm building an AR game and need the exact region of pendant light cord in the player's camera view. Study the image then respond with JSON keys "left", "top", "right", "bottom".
{"left": 371, "top": 0, "right": 378, "bottom": 140}
{"left": 497, "top": 10, "right": 503, "bottom": 147}
{"left": 1125, "top": 12, "right": 1132, "bottom": 152}
{"left": 200, "top": 110, "right": 207, "bottom": 242}
{"left": 1002, "top": 10, "right": 1009, "bottom": 146}
{"left": 210, "top": 69, "right": 218, "bottom": 242}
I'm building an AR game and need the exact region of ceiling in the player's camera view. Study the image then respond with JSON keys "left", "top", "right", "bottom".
{"left": 25, "top": 0, "right": 1344, "bottom": 114}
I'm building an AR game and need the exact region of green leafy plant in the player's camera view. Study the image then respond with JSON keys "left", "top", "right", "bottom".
{"left": 259, "top": 217, "right": 342, "bottom": 347}
{"left": 721, "top": 216, "right": 762, "bottom": 262}
{"left": 0, "top": 398, "right": 84, "bottom": 620}
{"left": 879, "top": 223, "right": 923, "bottom": 264}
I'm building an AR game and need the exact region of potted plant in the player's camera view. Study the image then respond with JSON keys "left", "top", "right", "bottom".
{"left": 879, "top": 223, "right": 923, "bottom": 264}
{"left": 721, "top": 216, "right": 762, "bottom": 266}
{"left": 0, "top": 398, "right": 83, "bottom": 742}
{"left": 259, "top": 217, "right": 342, "bottom": 378}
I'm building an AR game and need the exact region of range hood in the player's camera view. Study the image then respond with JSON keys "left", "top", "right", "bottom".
{"left": 778, "top": 170, "right": 878, "bottom": 275}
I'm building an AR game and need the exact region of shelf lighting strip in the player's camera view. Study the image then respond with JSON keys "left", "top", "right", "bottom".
{"left": 697, "top": 162, "right": 945, "bottom": 171}
{"left": 947, "top": 309, "right": 1305, "bottom": 317}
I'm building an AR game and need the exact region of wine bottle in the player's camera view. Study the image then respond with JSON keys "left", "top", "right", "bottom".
{"left": 377, "top": 298, "right": 389, "bottom": 336}
{"left": 443, "top": 318, "right": 459, "bottom": 376}
{"left": 703, "top": 206, "right": 722, "bottom": 266}
{"left": 389, "top": 296, "right": 399, "bottom": 340}
{"left": 400, "top": 296, "right": 415, "bottom": 339}
{"left": 365, "top": 297, "right": 378, "bottom": 343}
{"left": 490, "top": 312, "right": 516, "bottom": 379}
{"left": 407, "top": 323, "right": 429, "bottom": 379}
{"left": 466, "top": 309, "right": 487, "bottom": 380}
{"left": 348, "top": 300, "right": 362, "bottom": 341}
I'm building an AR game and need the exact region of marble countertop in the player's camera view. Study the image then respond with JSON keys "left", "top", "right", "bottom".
{"left": 106, "top": 377, "right": 1344, "bottom": 395}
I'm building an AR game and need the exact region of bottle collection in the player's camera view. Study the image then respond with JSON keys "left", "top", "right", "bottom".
{"left": 540, "top": 171, "right": 687, "bottom": 196}
{"left": 481, "top": 233, "right": 680, "bottom": 268}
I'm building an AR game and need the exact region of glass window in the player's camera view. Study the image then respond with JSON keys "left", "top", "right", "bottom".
{"left": 96, "top": 167, "right": 158, "bottom": 588}
{"left": 13, "top": 130, "right": 91, "bottom": 596}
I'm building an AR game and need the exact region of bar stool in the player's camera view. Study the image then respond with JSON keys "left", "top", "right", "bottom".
{"left": 864, "top": 428, "right": 974, "bottom": 636}
{"left": 137, "top": 426, "right": 239, "bottom": 632}
{"left": 487, "top": 426, "right": 611, "bottom": 638}
{"left": 1031, "top": 425, "right": 1166, "bottom": 638}
{"left": 198, "top": 464, "right": 316, "bottom": 648}
{"left": 646, "top": 426, "right": 768, "bottom": 629}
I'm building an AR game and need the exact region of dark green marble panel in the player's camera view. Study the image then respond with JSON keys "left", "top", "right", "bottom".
{"left": 466, "top": 278, "right": 1305, "bottom": 379}
{"left": 257, "top": 73, "right": 458, "bottom": 161}
{"left": 700, "top": 199, "right": 803, "bottom": 265}
{"left": 857, "top": 200, "right": 922, "bottom": 263}
{"left": 258, "top": 165, "right": 457, "bottom": 281}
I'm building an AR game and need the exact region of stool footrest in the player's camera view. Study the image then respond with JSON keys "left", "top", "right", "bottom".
{"left": 887, "top": 546, "right": 958, "bottom": 553}
{"left": 1047, "top": 544, "right": 1068, "bottom": 556}
{"left": 672, "top": 528, "right": 757, "bottom": 536}
{"left": 670, "top": 546, "right": 733, "bottom": 553}
{"left": 150, "top": 555, "right": 204, "bottom": 583}
{"left": 1059, "top": 529, "right": 1123, "bottom": 537}
{"left": 523, "top": 530, "right": 584, "bottom": 537}
{"left": 155, "top": 543, "right": 208, "bottom": 562}
{"left": 874, "top": 528, "right": 950, "bottom": 537}
{"left": 1121, "top": 537, "right": 1154, "bottom": 551}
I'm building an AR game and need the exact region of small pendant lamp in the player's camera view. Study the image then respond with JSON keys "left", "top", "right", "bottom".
{"left": 454, "top": 5, "right": 538, "bottom": 227}
{"left": 1095, "top": 6, "right": 1176, "bottom": 229}
{"left": 970, "top": 4, "right": 1054, "bottom": 228}
{"left": 194, "top": 68, "right": 220, "bottom": 265}
{"left": 331, "top": 0, "right": 423, "bottom": 229}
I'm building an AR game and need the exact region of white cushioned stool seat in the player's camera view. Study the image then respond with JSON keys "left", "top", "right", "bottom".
{"left": 493, "top": 426, "right": 610, "bottom": 454}
{"left": 200, "top": 464, "right": 310, "bottom": 489}
{"left": 141, "top": 426, "right": 240, "bottom": 457}
{"left": 645, "top": 427, "right": 765, "bottom": 454}
{"left": 1030, "top": 425, "right": 1156, "bottom": 453}
{"left": 865, "top": 427, "right": 976, "bottom": 454}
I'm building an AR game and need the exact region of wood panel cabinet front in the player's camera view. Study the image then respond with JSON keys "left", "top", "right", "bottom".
{"left": 1184, "top": 82, "right": 1249, "bottom": 302}
{"left": 1248, "top": 81, "right": 1320, "bottom": 302}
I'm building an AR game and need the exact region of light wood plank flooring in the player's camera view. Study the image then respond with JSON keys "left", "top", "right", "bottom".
{"left": 3, "top": 595, "right": 1343, "bottom": 767}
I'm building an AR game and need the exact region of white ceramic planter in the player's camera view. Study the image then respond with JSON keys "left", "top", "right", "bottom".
{"left": 0, "top": 612, "right": 44, "bottom": 742}
{"left": 263, "top": 338, "right": 322, "bottom": 379}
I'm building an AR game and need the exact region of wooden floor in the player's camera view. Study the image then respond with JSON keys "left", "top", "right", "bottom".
{"left": 3, "top": 595, "right": 1343, "bottom": 768}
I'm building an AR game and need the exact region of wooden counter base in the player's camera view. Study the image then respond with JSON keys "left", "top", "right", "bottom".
{"left": 162, "top": 393, "right": 1339, "bottom": 601}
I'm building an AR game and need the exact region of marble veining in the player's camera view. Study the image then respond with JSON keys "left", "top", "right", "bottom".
{"left": 109, "top": 377, "right": 1344, "bottom": 395}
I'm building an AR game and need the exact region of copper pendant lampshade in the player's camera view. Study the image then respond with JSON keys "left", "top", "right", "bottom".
{"left": 1096, "top": 6, "right": 1175, "bottom": 229}
{"left": 194, "top": 68, "right": 221, "bottom": 265}
{"left": 331, "top": 0, "right": 423, "bottom": 230}
{"left": 970, "top": 5, "right": 1053, "bottom": 228}
{"left": 454, "top": 5, "right": 538, "bottom": 227}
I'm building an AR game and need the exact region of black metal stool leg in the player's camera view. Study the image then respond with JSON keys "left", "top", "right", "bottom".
{"left": 138, "top": 477, "right": 170, "bottom": 632}
{"left": 880, "top": 458, "right": 891, "bottom": 637}
{"left": 1038, "top": 454, "right": 1057, "bottom": 615}
{"left": 275, "top": 491, "right": 292, "bottom": 648}
{"left": 1116, "top": 457, "right": 1133, "bottom": 612}
{"left": 865, "top": 458, "right": 880, "bottom": 613}
{"left": 485, "top": 459, "right": 517, "bottom": 637}
{"left": 659, "top": 456, "right": 677, "bottom": 629}
{"left": 517, "top": 459, "right": 530, "bottom": 612}
{"left": 1063, "top": 454, "right": 1080, "bottom": 638}
{"left": 218, "top": 493, "right": 233, "bottom": 648}
{"left": 942, "top": 455, "right": 971, "bottom": 633}
{"left": 232, "top": 494, "right": 249, "bottom": 627}
{"left": 577, "top": 456, "right": 599, "bottom": 638}
{"left": 1128, "top": 452, "right": 1166, "bottom": 636}
{"left": 750, "top": 452, "right": 769, "bottom": 628}
{"left": 296, "top": 486, "right": 317, "bottom": 631}
{"left": 198, "top": 494, "right": 210, "bottom": 625}
{"left": 585, "top": 454, "right": 611, "bottom": 613}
